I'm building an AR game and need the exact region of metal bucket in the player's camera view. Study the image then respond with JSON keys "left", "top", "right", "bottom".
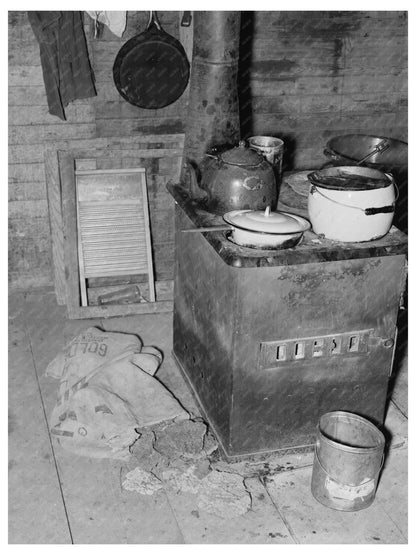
{"left": 311, "top": 411, "right": 385, "bottom": 511}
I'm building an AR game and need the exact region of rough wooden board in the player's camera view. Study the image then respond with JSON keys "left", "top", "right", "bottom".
{"left": 391, "top": 335, "right": 408, "bottom": 417}
{"left": 16, "top": 289, "right": 101, "bottom": 426}
{"left": 44, "top": 135, "right": 184, "bottom": 306}
{"left": 87, "top": 279, "right": 174, "bottom": 304}
{"left": 264, "top": 457, "right": 407, "bottom": 544}
{"left": 18, "top": 289, "right": 184, "bottom": 544}
{"left": 8, "top": 85, "right": 51, "bottom": 107}
{"left": 392, "top": 374, "right": 408, "bottom": 417}
{"left": 57, "top": 148, "right": 171, "bottom": 318}
{"left": 8, "top": 180, "right": 48, "bottom": 201}
{"left": 9, "top": 104, "right": 95, "bottom": 125}
{"left": 51, "top": 453, "right": 185, "bottom": 544}
{"left": 8, "top": 299, "right": 71, "bottom": 544}
{"left": 374, "top": 448, "right": 408, "bottom": 539}
{"left": 9, "top": 289, "right": 409, "bottom": 544}
{"left": 44, "top": 150, "right": 66, "bottom": 304}
{"left": 8, "top": 65, "right": 45, "bottom": 87}
{"left": 67, "top": 301, "right": 173, "bottom": 319}
{"left": 383, "top": 400, "right": 408, "bottom": 451}
{"left": 8, "top": 215, "right": 54, "bottom": 291}
{"left": 95, "top": 118, "right": 185, "bottom": 138}
{"left": 10, "top": 9, "right": 407, "bottom": 294}
{"left": 9, "top": 123, "right": 97, "bottom": 145}
{"left": 161, "top": 476, "right": 295, "bottom": 544}
{"left": 9, "top": 161, "right": 46, "bottom": 183}
{"left": 94, "top": 96, "right": 188, "bottom": 120}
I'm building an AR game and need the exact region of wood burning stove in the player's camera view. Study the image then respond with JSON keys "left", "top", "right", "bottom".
{"left": 168, "top": 184, "right": 407, "bottom": 460}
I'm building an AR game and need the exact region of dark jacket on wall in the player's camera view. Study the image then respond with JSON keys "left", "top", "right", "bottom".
{"left": 28, "top": 11, "right": 96, "bottom": 120}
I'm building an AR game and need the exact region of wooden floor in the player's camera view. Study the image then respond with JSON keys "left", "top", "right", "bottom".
{"left": 8, "top": 288, "right": 408, "bottom": 544}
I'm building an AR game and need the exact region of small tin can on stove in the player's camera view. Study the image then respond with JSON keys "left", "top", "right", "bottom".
{"left": 247, "top": 136, "right": 284, "bottom": 186}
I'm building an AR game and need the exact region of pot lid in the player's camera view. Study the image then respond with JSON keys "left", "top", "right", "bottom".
{"left": 223, "top": 207, "right": 310, "bottom": 234}
{"left": 308, "top": 166, "right": 391, "bottom": 191}
{"left": 220, "top": 141, "right": 263, "bottom": 167}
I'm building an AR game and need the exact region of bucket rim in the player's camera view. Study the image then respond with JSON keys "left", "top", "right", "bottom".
{"left": 317, "top": 411, "right": 385, "bottom": 454}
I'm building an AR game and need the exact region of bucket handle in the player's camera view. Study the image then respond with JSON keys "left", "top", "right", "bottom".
{"left": 309, "top": 181, "right": 399, "bottom": 215}
{"left": 314, "top": 447, "right": 385, "bottom": 487}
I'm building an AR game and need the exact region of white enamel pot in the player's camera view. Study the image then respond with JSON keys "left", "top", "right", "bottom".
{"left": 307, "top": 166, "right": 397, "bottom": 242}
{"left": 223, "top": 207, "right": 311, "bottom": 249}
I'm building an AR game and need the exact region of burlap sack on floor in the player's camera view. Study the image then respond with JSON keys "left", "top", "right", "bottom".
{"left": 46, "top": 327, "right": 188, "bottom": 459}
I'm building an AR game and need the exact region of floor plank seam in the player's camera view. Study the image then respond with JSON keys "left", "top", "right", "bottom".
{"left": 161, "top": 490, "right": 187, "bottom": 544}
{"left": 26, "top": 320, "right": 75, "bottom": 545}
{"left": 391, "top": 399, "right": 408, "bottom": 420}
{"left": 379, "top": 500, "right": 408, "bottom": 542}
{"left": 261, "top": 477, "right": 298, "bottom": 544}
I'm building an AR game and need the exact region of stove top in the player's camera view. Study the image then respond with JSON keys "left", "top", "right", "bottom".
{"left": 167, "top": 181, "right": 407, "bottom": 268}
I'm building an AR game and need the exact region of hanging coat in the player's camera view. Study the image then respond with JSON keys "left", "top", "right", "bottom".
{"left": 28, "top": 11, "right": 97, "bottom": 120}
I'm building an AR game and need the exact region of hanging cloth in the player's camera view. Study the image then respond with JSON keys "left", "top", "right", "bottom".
{"left": 86, "top": 11, "right": 127, "bottom": 38}
{"left": 28, "top": 11, "right": 97, "bottom": 120}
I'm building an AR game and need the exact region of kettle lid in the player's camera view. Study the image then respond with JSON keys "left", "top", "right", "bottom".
{"left": 220, "top": 140, "right": 264, "bottom": 167}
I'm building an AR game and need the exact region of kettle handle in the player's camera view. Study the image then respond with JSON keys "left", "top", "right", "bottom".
{"left": 185, "top": 159, "right": 209, "bottom": 201}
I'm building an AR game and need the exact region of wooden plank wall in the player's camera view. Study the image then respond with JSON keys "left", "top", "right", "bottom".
{"left": 240, "top": 11, "right": 408, "bottom": 168}
{"left": 8, "top": 11, "right": 407, "bottom": 291}
{"left": 8, "top": 11, "right": 186, "bottom": 291}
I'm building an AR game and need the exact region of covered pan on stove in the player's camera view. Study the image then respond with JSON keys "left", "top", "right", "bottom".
{"left": 113, "top": 11, "right": 190, "bottom": 109}
{"left": 181, "top": 207, "right": 311, "bottom": 249}
{"left": 223, "top": 207, "right": 311, "bottom": 249}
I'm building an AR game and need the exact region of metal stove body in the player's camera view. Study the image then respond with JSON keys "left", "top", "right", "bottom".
{"left": 169, "top": 185, "right": 407, "bottom": 460}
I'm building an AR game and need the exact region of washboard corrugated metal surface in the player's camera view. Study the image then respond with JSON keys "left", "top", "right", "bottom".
{"left": 75, "top": 168, "right": 155, "bottom": 306}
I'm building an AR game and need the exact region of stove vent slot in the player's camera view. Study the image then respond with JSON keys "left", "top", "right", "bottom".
{"left": 276, "top": 344, "right": 287, "bottom": 361}
{"left": 259, "top": 330, "right": 373, "bottom": 370}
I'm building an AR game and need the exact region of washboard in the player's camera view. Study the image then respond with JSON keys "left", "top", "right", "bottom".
{"left": 75, "top": 168, "right": 155, "bottom": 306}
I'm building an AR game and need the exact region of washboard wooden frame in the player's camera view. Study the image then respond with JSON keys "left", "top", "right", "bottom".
{"left": 58, "top": 149, "right": 173, "bottom": 319}
{"left": 44, "top": 134, "right": 185, "bottom": 307}
{"left": 75, "top": 168, "right": 155, "bottom": 307}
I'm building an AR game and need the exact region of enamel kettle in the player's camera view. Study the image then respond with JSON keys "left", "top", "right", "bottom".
{"left": 186, "top": 141, "right": 277, "bottom": 215}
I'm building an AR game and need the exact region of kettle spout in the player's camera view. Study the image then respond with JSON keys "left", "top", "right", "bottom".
{"left": 185, "top": 159, "right": 209, "bottom": 201}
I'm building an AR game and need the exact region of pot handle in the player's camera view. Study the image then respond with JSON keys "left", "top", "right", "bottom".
{"left": 147, "top": 11, "right": 162, "bottom": 31}
{"left": 365, "top": 205, "right": 395, "bottom": 215}
{"left": 365, "top": 179, "right": 399, "bottom": 214}
{"left": 310, "top": 182, "right": 399, "bottom": 215}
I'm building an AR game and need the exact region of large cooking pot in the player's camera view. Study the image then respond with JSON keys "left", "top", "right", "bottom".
{"left": 113, "top": 11, "right": 190, "bottom": 109}
{"left": 323, "top": 134, "right": 408, "bottom": 234}
{"left": 187, "top": 141, "right": 277, "bottom": 215}
{"left": 307, "top": 166, "right": 397, "bottom": 242}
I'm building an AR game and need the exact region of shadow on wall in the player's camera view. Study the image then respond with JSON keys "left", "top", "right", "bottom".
{"left": 238, "top": 11, "right": 254, "bottom": 140}
{"left": 238, "top": 12, "right": 297, "bottom": 171}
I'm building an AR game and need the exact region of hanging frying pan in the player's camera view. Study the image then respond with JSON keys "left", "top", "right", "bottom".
{"left": 113, "top": 11, "right": 190, "bottom": 109}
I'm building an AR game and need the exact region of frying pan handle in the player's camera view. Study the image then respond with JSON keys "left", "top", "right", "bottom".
{"left": 147, "top": 11, "right": 162, "bottom": 31}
